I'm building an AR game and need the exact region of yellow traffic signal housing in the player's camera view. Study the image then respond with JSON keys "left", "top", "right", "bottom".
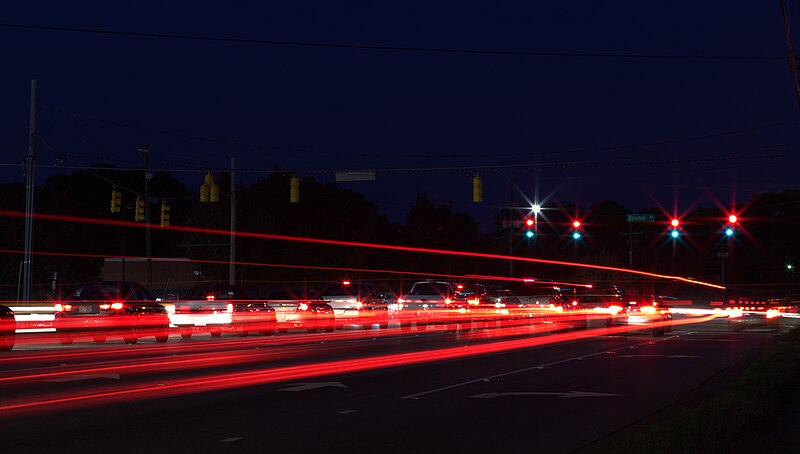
{"left": 135, "top": 195, "right": 145, "bottom": 222}
{"left": 290, "top": 176, "right": 300, "bottom": 203}
{"left": 472, "top": 174, "right": 482, "bottom": 203}
{"left": 200, "top": 172, "right": 219, "bottom": 203}
{"left": 111, "top": 187, "right": 122, "bottom": 213}
{"left": 160, "top": 200, "right": 171, "bottom": 227}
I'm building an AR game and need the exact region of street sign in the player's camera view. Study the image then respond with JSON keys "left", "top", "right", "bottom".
{"left": 501, "top": 220, "right": 525, "bottom": 228}
{"left": 626, "top": 214, "right": 655, "bottom": 222}
{"left": 335, "top": 171, "right": 376, "bottom": 182}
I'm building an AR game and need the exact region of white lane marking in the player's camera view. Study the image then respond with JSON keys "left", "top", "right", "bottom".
{"left": 44, "top": 373, "right": 121, "bottom": 382}
{"left": 278, "top": 382, "right": 348, "bottom": 392}
{"left": 618, "top": 355, "right": 702, "bottom": 358}
{"left": 680, "top": 339, "right": 740, "bottom": 342}
{"left": 471, "top": 391, "right": 622, "bottom": 399}
{"left": 220, "top": 437, "right": 244, "bottom": 443}
{"left": 401, "top": 336, "right": 677, "bottom": 400}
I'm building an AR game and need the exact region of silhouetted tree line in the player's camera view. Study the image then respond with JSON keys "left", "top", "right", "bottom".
{"left": 1, "top": 165, "right": 798, "bottom": 300}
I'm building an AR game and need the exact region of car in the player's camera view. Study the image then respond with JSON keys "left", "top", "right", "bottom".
{"left": 0, "top": 305, "right": 15, "bottom": 351}
{"left": 727, "top": 299, "right": 782, "bottom": 332}
{"left": 552, "top": 284, "right": 624, "bottom": 329}
{"left": 54, "top": 281, "right": 170, "bottom": 345}
{"left": 397, "top": 280, "right": 469, "bottom": 330}
{"left": 614, "top": 291, "right": 674, "bottom": 336}
{"left": 264, "top": 288, "right": 335, "bottom": 333}
{"left": 172, "top": 285, "right": 277, "bottom": 338}
{"left": 320, "top": 281, "right": 389, "bottom": 329}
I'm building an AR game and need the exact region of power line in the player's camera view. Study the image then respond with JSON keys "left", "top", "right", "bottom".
{"left": 3, "top": 148, "right": 798, "bottom": 175}
{"left": 0, "top": 22, "right": 787, "bottom": 61}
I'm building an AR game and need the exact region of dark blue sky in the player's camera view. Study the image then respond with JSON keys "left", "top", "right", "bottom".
{"left": 2, "top": 1, "right": 799, "bottom": 229}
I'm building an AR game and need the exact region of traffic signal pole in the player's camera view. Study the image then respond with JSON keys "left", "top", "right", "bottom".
{"left": 140, "top": 146, "right": 152, "bottom": 288}
{"left": 22, "top": 80, "right": 37, "bottom": 304}
{"left": 229, "top": 158, "right": 236, "bottom": 286}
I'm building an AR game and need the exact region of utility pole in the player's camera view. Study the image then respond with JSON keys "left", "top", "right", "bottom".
{"left": 508, "top": 178, "right": 513, "bottom": 278}
{"left": 139, "top": 145, "right": 152, "bottom": 289}
{"left": 22, "top": 79, "right": 37, "bottom": 304}
{"left": 620, "top": 226, "right": 642, "bottom": 268}
{"left": 229, "top": 158, "right": 236, "bottom": 286}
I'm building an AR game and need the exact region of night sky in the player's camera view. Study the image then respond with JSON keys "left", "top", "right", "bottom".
{"left": 2, "top": 1, "right": 799, "bottom": 230}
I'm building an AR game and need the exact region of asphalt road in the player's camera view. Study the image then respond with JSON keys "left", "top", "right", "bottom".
{"left": 0, "top": 316, "right": 779, "bottom": 453}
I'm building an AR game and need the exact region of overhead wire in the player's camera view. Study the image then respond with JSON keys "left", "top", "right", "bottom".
{"left": 0, "top": 22, "right": 787, "bottom": 60}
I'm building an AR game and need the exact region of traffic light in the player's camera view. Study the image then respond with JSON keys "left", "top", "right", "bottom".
{"left": 668, "top": 218, "right": 680, "bottom": 239}
{"left": 524, "top": 217, "right": 535, "bottom": 238}
{"left": 160, "top": 200, "right": 170, "bottom": 227}
{"left": 472, "top": 174, "right": 482, "bottom": 203}
{"left": 290, "top": 176, "right": 300, "bottom": 203}
{"left": 724, "top": 213, "right": 739, "bottom": 237}
{"left": 135, "top": 195, "right": 145, "bottom": 222}
{"left": 571, "top": 219, "right": 582, "bottom": 240}
{"left": 200, "top": 172, "right": 219, "bottom": 203}
{"left": 110, "top": 187, "right": 122, "bottom": 213}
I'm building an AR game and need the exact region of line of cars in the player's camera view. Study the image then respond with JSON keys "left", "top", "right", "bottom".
{"left": 42, "top": 280, "right": 396, "bottom": 346}
{"left": 1, "top": 278, "right": 698, "bottom": 351}
{"left": 395, "top": 280, "right": 676, "bottom": 336}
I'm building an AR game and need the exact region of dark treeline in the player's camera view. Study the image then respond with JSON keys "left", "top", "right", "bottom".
{"left": 1, "top": 166, "right": 799, "bottom": 300}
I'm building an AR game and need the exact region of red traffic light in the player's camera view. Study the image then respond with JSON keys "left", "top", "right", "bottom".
{"left": 670, "top": 218, "right": 679, "bottom": 228}
{"left": 525, "top": 218, "right": 534, "bottom": 227}
{"left": 728, "top": 214, "right": 738, "bottom": 224}
{"left": 572, "top": 220, "right": 581, "bottom": 229}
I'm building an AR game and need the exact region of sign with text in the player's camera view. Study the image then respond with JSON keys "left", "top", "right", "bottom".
{"left": 626, "top": 214, "right": 655, "bottom": 222}
{"left": 501, "top": 220, "right": 526, "bottom": 228}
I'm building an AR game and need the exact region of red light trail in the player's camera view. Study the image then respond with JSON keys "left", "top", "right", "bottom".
{"left": 0, "top": 210, "right": 725, "bottom": 289}
{"left": 0, "top": 313, "right": 721, "bottom": 416}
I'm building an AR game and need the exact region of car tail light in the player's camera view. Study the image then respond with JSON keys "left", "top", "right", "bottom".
{"left": 226, "top": 303, "right": 234, "bottom": 313}
{"left": 397, "top": 298, "right": 406, "bottom": 304}
{"left": 766, "top": 309, "right": 780, "bottom": 319}
{"left": 729, "top": 308, "right": 743, "bottom": 318}
{"left": 111, "top": 302, "right": 124, "bottom": 310}
{"left": 298, "top": 303, "right": 309, "bottom": 311}
{"left": 354, "top": 301, "right": 364, "bottom": 309}
{"left": 641, "top": 306, "right": 656, "bottom": 315}
{"left": 445, "top": 298, "right": 452, "bottom": 304}
{"left": 99, "top": 303, "right": 110, "bottom": 310}
{"left": 572, "top": 301, "right": 578, "bottom": 306}
{"left": 608, "top": 305, "right": 623, "bottom": 315}
{"left": 206, "top": 295, "right": 216, "bottom": 302}
{"left": 495, "top": 302, "right": 505, "bottom": 309}
{"left": 469, "top": 299, "right": 480, "bottom": 305}
{"left": 55, "top": 303, "right": 72, "bottom": 312}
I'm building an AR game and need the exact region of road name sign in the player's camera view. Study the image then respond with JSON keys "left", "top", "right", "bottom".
{"left": 626, "top": 214, "right": 655, "bottom": 222}
{"left": 501, "top": 220, "right": 525, "bottom": 228}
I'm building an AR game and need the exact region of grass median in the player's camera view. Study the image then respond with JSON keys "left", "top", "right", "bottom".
{"left": 598, "top": 325, "right": 800, "bottom": 454}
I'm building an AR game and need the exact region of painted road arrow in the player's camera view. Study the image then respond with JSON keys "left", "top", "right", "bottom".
{"left": 470, "top": 391, "right": 621, "bottom": 399}
{"left": 278, "top": 382, "right": 348, "bottom": 392}
{"left": 44, "top": 374, "right": 121, "bottom": 383}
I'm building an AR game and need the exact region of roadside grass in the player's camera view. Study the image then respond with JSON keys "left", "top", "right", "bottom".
{"left": 601, "top": 326, "right": 800, "bottom": 454}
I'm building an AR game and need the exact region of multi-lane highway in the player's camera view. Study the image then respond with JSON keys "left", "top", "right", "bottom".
{"left": 0, "top": 315, "right": 784, "bottom": 453}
